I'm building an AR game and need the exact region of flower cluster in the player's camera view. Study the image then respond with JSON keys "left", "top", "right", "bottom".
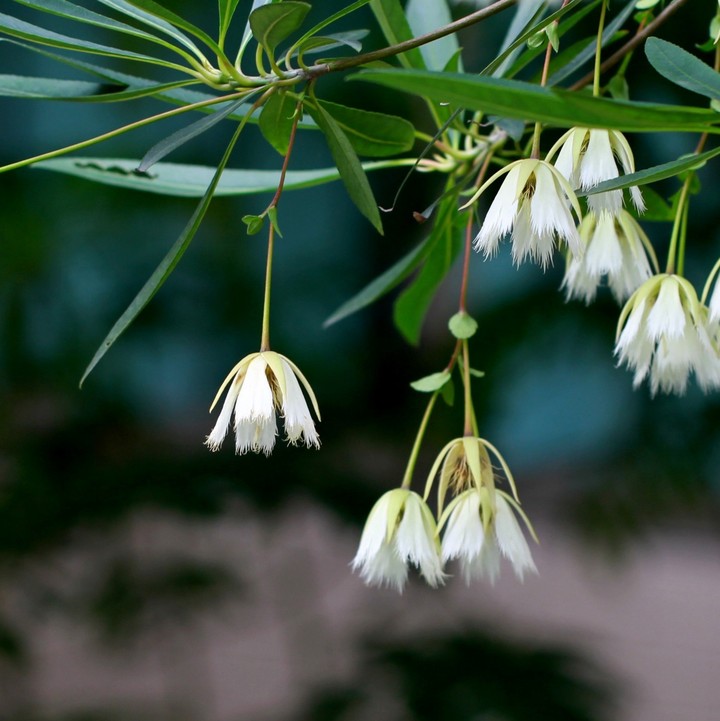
{"left": 548, "top": 127, "right": 654, "bottom": 303}
{"left": 352, "top": 437, "right": 536, "bottom": 592}
{"left": 206, "top": 351, "right": 320, "bottom": 454}
{"left": 615, "top": 274, "right": 720, "bottom": 395}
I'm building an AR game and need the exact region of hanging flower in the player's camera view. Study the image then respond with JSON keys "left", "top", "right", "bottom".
{"left": 464, "top": 158, "right": 582, "bottom": 269}
{"left": 351, "top": 489, "right": 444, "bottom": 592}
{"left": 548, "top": 127, "right": 644, "bottom": 216}
{"left": 563, "top": 209, "right": 655, "bottom": 304}
{"left": 205, "top": 351, "right": 320, "bottom": 454}
{"left": 615, "top": 274, "right": 720, "bottom": 395}
{"left": 426, "top": 436, "right": 537, "bottom": 584}
{"left": 440, "top": 489, "right": 537, "bottom": 584}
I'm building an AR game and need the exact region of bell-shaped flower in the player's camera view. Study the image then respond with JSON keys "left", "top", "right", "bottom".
{"left": 205, "top": 351, "right": 320, "bottom": 454}
{"left": 464, "top": 158, "right": 582, "bottom": 269}
{"left": 563, "top": 209, "right": 655, "bottom": 304}
{"left": 351, "top": 489, "right": 444, "bottom": 592}
{"left": 615, "top": 274, "right": 720, "bottom": 395}
{"left": 440, "top": 489, "right": 537, "bottom": 584}
{"left": 549, "top": 127, "right": 644, "bottom": 216}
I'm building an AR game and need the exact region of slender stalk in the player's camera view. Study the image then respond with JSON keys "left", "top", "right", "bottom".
{"left": 0, "top": 88, "right": 256, "bottom": 174}
{"left": 401, "top": 392, "right": 440, "bottom": 490}
{"left": 676, "top": 196, "right": 689, "bottom": 277}
{"left": 530, "top": 11, "right": 561, "bottom": 158}
{"left": 665, "top": 174, "right": 692, "bottom": 275}
{"left": 462, "top": 340, "right": 474, "bottom": 436}
{"left": 260, "top": 222, "right": 276, "bottom": 351}
{"left": 593, "top": 0, "right": 608, "bottom": 97}
{"left": 459, "top": 213, "right": 474, "bottom": 312}
{"left": 259, "top": 99, "right": 303, "bottom": 351}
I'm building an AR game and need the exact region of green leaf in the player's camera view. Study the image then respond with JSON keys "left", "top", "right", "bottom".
{"left": 369, "top": 0, "right": 426, "bottom": 69}
{"left": 0, "top": 73, "right": 122, "bottom": 98}
{"left": 405, "top": 0, "right": 458, "bottom": 71}
{"left": 352, "top": 69, "right": 720, "bottom": 132}
{"left": 583, "top": 146, "right": 720, "bottom": 196}
{"left": 311, "top": 101, "right": 383, "bottom": 232}
{"left": 645, "top": 37, "right": 720, "bottom": 101}
{"left": 249, "top": 1, "right": 311, "bottom": 55}
{"left": 313, "top": 100, "right": 415, "bottom": 157}
{"left": 295, "top": 30, "right": 367, "bottom": 56}
{"left": 95, "top": 0, "right": 207, "bottom": 58}
{"left": 242, "top": 214, "right": 265, "bottom": 234}
{"left": 138, "top": 98, "right": 247, "bottom": 172}
{"left": 410, "top": 371, "right": 451, "bottom": 392}
{"left": 449, "top": 312, "right": 478, "bottom": 340}
{"left": 259, "top": 90, "right": 296, "bottom": 155}
{"left": 290, "top": 0, "right": 371, "bottom": 54}
{"left": 80, "top": 122, "right": 245, "bottom": 386}
{"left": 440, "top": 377, "right": 454, "bottom": 406}
{"left": 324, "top": 234, "right": 433, "bottom": 327}
{"left": 219, "top": 0, "right": 242, "bottom": 42}
{"left": 393, "top": 197, "right": 462, "bottom": 344}
{"left": 117, "top": 0, "right": 227, "bottom": 58}
{"left": 0, "top": 11, "right": 183, "bottom": 69}
{"left": 547, "top": 0, "right": 635, "bottom": 86}
{"left": 35, "top": 157, "right": 396, "bottom": 196}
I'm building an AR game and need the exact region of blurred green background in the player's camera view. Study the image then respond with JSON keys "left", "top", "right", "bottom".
{"left": 1, "top": 1, "right": 720, "bottom": 720}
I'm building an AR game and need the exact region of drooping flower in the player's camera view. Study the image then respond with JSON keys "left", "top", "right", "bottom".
{"left": 351, "top": 489, "right": 444, "bottom": 592}
{"left": 465, "top": 158, "right": 582, "bottom": 269}
{"left": 615, "top": 274, "right": 720, "bottom": 395}
{"left": 205, "top": 351, "right": 320, "bottom": 454}
{"left": 427, "top": 436, "right": 537, "bottom": 584}
{"left": 440, "top": 489, "right": 537, "bottom": 584}
{"left": 549, "top": 127, "right": 644, "bottom": 216}
{"left": 562, "top": 209, "right": 655, "bottom": 304}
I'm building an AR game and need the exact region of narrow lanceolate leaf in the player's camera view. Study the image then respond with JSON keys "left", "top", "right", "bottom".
{"left": 95, "top": 0, "right": 205, "bottom": 58}
{"left": 138, "top": 98, "right": 247, "bottom": 172}
{"left": 35, "top": 157, "right": 393, "bottom": 197}
{"left": 80, "top": 124, "right": 245, "bottom": 387}
{"left": 313, "top": 100, "right": 415, "bottom": 157}
{"left": 312, "top": 102, "right": 383, "bottom": 232}
{"left": 116, "top": 0, "right": 226, "bottom": 58}
{"left": 547, "top": 0, "right": 635, "bottom": 86}
{"left": 259, "top": 90, "right": 297, "bottom": 155}
{"left": 369, "top": 0, "right": 426, "bottom": 69}
{"left": 295, "top": 30, "right": 367, "bottom": 56}
{"left": 0, "top": 12, "right": 182, "bottom": 69}
{"left": 219, "top": 0, "right": 242, "bottom": 42}
{"left": 645, "top": 37, "right": 720, "bottom": 101}
{"left": 15, "top": 0, "right": 165, "bottom": 44}
{"left": 290, "top": 0, "right": 370, "bottom": 53}
{"left": 405, "top": 0, "right": 458, "bottom": 71}
{"left": 324, "top": 234, "right": 434, "bottom": 327}
{"left": 583, "top": 146, "right": 720, "bottom": 196}
{"left": 352, "top": 70, "right": 720, "bottom": 132}
{"left": 0, "top": 74, "right": 122, "bottom": 98}
{"left": 249, "top": 1, "right": 311, "bottom": 55}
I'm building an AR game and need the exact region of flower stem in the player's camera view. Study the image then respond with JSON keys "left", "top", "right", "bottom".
{"left": 593, "top": 0, "right": 608, "bottom": 97}
{"left": 259, "top": 98, "right": 303, "bottom": 352}
{"left": 401, "top": 392, "right": 440, "bottom": 489}
{"left": 462, "top": 340, "right": 474, "bottom": 436}
{"left": 458, "top": 212, "right": 474, "bottom": 312}
{"left": 665, "top": 174, "right": 692, "bottom": 275}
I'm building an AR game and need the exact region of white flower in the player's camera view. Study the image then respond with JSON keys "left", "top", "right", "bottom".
{"left": 351, "top": 489, "right": 444, "bottom": 592}
{"left": 549, "top": 127, "right": 644, "bottom": 215}
{"left": 707, "top": 269, "right": 720, "bottom": 324}
{"left": 440, "top": 489, "right": 537, "bottom": 584}
{"left": 615, "top": 274, "right": 720, "bottom": 395}
{"left": 205, "top": 350, "right": 320, "bottom": 454}
{"left": 563, "top": 209, "right": 655, "bottom": 304}
{"left": 465, "top": 158, "right": 581, "bottom": 269}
